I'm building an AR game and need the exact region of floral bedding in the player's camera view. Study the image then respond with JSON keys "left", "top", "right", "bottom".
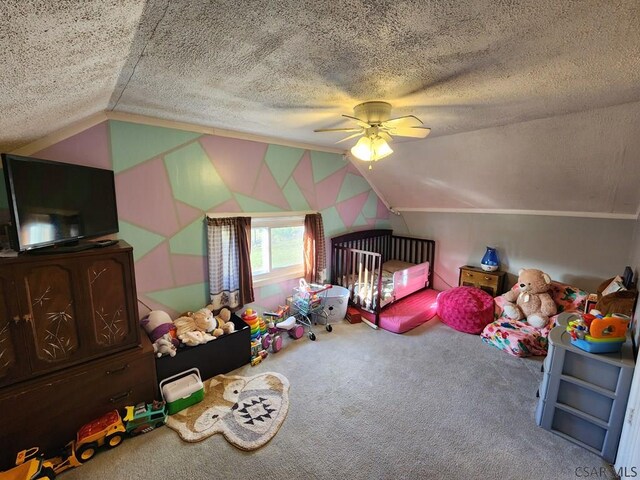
{"left": 481, "top": 281, "right": 589, "bottom": 357}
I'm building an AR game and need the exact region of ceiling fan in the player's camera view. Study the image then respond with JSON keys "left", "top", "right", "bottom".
{"left": 314, "top": 101, "right": 431, "bottom": 167}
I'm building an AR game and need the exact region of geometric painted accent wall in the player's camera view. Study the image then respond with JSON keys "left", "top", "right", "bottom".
{"left": 35, "top": 120, "right": 390, "bottom": 316}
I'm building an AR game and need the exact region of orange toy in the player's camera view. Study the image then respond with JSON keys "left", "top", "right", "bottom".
{"left": 589, "top": 316, "right": 629, "bottom": 339}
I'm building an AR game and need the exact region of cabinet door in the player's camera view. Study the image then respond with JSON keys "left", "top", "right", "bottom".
{"left": 0, "top": 268, "right": 30, "bottom": 388}
{"left": 81, "top": 252, "right": 139, "bottom": 354}
{"left": 15, "top": 262, "right": 88, "bottom": 374}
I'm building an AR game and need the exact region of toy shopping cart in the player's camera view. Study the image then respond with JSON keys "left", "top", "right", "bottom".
{"left": 291, "top": 279, "right": 333, "bottom": 341}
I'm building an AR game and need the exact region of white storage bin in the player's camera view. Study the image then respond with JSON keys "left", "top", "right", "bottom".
{"left": 322, "top": 285, "right": 350, "bottom": 321}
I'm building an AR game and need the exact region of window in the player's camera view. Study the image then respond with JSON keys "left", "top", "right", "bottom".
{"left": 250, "top": 215, "right": 305, "bottom": 285}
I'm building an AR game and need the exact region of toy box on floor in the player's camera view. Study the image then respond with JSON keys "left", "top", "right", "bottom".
{"left": 155, "top": 314, "right": 251, "bottom": 383}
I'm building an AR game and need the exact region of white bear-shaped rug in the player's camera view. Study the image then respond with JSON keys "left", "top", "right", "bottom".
{"left": 166, "top": 372, "right": 289, "bottom": 450}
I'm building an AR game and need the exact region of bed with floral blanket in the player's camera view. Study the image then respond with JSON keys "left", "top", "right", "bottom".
{"left": 481, "top": 281, "right": 588, "bottom": 357}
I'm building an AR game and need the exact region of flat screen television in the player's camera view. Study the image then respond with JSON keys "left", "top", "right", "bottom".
{"left": 1, "top": 153, "right": 119, "bottom": 252}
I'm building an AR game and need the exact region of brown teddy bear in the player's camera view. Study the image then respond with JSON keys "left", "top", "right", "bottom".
{"left": 501, "top": 268, "right": 557, "bottom": 328}
{"left": 206, "top": 305, "right": 235, "bottom": 337}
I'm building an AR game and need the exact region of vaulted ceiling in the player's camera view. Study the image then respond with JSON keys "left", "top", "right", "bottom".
{"left": 1, "top": 1, "right": 639, "bottom": 215}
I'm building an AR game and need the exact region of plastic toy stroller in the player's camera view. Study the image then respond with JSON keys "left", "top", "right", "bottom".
{"left": 291, "top": 279, "right": 332, "bottom": 340}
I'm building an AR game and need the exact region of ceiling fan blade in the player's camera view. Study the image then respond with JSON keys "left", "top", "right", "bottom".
{"left": 387, "top": 126, "right": 431, "bottom": 138}
{"left": 342, "top": 114, "right": 372, "bottom": 129}
{"left": 314, "top": 127, "right": 362, "bottom": 133}
{"left": 381, "top": 115, "right": 423, "bottom": 127}
{"left": 335, "top": 132, "right": 364, "bottom": 144}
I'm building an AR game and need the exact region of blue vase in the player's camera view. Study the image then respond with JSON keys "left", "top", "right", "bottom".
{"left": 481, "top": 247, "right": 499, "bottom": 272}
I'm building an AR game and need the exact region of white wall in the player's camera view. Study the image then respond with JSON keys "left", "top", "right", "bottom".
{"left": 391, "top": 211, "right": 636, "bottom": 293}
{"left": 369, "top": 101, "right": 640, "bottom": 216}
{"left": 629, "top": 216, "right": 640, "bottom": 347}
{"left": 616, "top": 215, "right": 640, "bottom": 480}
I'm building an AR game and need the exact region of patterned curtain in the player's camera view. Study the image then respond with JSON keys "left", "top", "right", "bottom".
{"left": 303, "top": 213, "right": 326, "bottom": 283}
{"left": 206, "top": 216, "right": 254, "bottom": 313}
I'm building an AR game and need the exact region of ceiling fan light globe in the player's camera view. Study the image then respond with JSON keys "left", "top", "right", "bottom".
{"left": 350, "top": 136, "right": 393, "bottom": 162}
{"left": 351, "top": 136, "right": 374, "bottom": 161}
{"left": 371, "top": 137, "right": 393, "bottom": 159}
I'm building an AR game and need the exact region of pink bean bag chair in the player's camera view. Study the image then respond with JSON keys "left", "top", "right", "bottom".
{"left": 437, "top": 286, "right": 494, "bottom": 334}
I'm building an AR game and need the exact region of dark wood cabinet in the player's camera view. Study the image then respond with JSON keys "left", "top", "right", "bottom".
{"left": 0, "top": 244, "right": 140, "bottom": 387}
{"left": 0, "top": 242, "right": 157, "bottom": 470}
{"left": 0, "top": 267, "right": 29, "bottom": 386}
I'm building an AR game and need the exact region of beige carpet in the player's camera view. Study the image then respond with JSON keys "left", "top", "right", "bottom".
{"left": 60, "top": 318, "right": 614, "bottom": 480}
{"left": 166, "top": 372, "right": 289, "bottom": 450}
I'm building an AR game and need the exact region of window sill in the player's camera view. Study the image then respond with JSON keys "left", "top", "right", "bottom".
{"left": 253, "top": 269, "right": 304, "bottom": 288}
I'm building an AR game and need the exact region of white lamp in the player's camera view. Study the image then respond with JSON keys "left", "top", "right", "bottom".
{"left": 350, "top": 135, "right": 393, "bottom": 168}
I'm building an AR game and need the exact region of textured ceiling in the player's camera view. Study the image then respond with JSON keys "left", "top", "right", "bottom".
{"left": 1, "top": 0, "right": 639, "bottom": 214}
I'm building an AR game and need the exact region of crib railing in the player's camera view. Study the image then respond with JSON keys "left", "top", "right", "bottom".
{"left": 390, "top": 235, "right": 436, "bottom": 288}
{"left": 333, "top": 246, "right": 383, "bottom": 317}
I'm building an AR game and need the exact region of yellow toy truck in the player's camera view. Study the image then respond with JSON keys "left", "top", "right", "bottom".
{"left": 45, "top": 409, "right": 127, "bottom": 475}
{"left": 71, "top": 409, "right": 126, "bottom": 462}
{"left": 0, "top": 448, "right": 56, "bottom": 480}
{"left": 2, "top": 409, "right": 130, "bottom": 478}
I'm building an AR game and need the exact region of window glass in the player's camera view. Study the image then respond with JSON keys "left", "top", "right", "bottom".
{"left": 250, "top": 216, "right": 305, "bottom": 283}
{"left": 250, "top": 227, "right": 269, "bottom": 275}
{"left": 271, "top": 226, "right": 304, "bottom": 269}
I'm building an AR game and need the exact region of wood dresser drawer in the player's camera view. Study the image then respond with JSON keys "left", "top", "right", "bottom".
{"left": 0, "top": 339, "right": 157, "bottom": 470}
{"left": 461, "top": 269, "right": 499, "bottom": 288}
{"left": 76, "top": 345, "right": 157, "bottom": 414}
{"left": 458, "top": 265, "right": 507, "bottom": 297}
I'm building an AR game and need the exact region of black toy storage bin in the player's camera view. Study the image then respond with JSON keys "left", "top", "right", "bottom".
{"left": 155, "top": 314, "right": 250, "bottom": 383}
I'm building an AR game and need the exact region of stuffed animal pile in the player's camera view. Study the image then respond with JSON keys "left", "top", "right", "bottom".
{"left": 501, "top": 268, "right": 557, "bottom": 328}
{"left": 141, "top": 306, "right": 235, "bottom": 353}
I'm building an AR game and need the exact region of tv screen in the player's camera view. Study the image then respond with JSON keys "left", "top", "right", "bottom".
{"left": 1, "top": 154, "right": 119, "bottom": 252}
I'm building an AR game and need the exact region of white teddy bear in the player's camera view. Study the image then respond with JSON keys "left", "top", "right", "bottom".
{"left": 153, "top": 333, "right": 177, "bottom": 357}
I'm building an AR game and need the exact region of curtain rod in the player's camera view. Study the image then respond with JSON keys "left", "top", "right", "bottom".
{"left": 205, "top": 210, "right": 318, "bottom": 219}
